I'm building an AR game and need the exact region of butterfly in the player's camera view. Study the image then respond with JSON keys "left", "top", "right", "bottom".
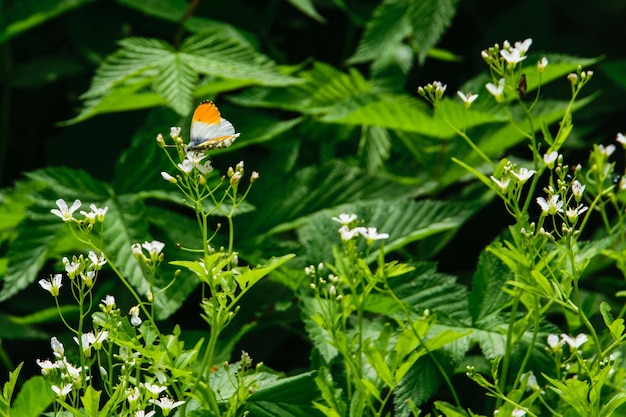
{"left": 185, "top": 100, "right": 240, "bottom": 151}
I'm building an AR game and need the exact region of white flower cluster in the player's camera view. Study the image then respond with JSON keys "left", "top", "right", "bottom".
{"left": 331, "top": 213, "right": 389, "bottom": 243}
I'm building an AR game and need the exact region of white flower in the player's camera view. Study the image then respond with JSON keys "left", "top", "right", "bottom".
{"left": 135, "top": 411, "right": 156, "bottom": 417}
{"left": 63, "top": 256, "right": 80, "bottom": 278}
{"left": 599, "top": 144, "right": 616, "bottom": 156}
{"left": 543, "top": 151, "right": 559, "bottom": 168}
{"left": 36, "top": 359, "right": 58, "bottom": 376}
{"left": 547, "top": 334, "right": 561, "bottom": 349}
{"left": 457, "top": 90, "right": 479, "bottom": 108}
{"left": 39, "top": 274, "right": 63, "bottom": 297}
{"left": 490, "top": 176, "right": 510, "bottom": 193}
{"left": 512, "top": 408, "right": 527, "bottom": 417}
{"left": 131, "top": 243, "right": 143, "bottom": 256}
{"left": 169, "top": 127, "right": 181, "bottom": 138}
{"left": 571, "top": 180, "right": 585, "bottom": 201}
{"left": 51, "top": 383, "right": 73, "bottom": 399}
{"left": 101, "top": 295, "right": 116, "bottom": 312}
{"left": 144, "top": 382, "right": 168, "bottom": 397}
{"left": 142, "top": 240, "right": 165, "bottom": 258}
{"left": 566, "top": 204, "right": 588, "bottom": 223}
{"left": 332, "top": 213, "right": 358, "bottom": 225}
{"left": 616, "top": 132, "right": 626, "bottom": 147}
{"left": 88, "top": 251, "right": 107, "bottom": 269}
{"left": 82, "top": 270, "right": 95, "bottom": 287}
{"left": 511, "top": 168, "right": 536, "bottom": 183}
{"left": 561, "top": 333, "right": 588, "bottom": 349}
{"left": 486, "top": 78, "right": 505, "bottom": 102}
{"left": 93, "top": 330, "right": 108, "bottom": 349}
{"left": 51, "top": 336, "right": 65, "bottom": 359}
{"left": 73, "top": 332, "right": 97, "bottom": 357}
{"left": 196, "top": 160, "right": 214, "bottom": 176}
{"left": 88, "top": 204, "right": 108, "bottom": 222}
{"left": 537, "top": 56, "right": 548, "bottom": 73}
{"left": 514, "top": 38, "right": 533, "bottom": 54}
{"left": 358, "top": 227, "right": 389, "bottom": 242}
{"left": 127, "top": 386, "right": 140, "bottom": 405}
{"left": 149, "top": 396, "right": 185, "bottom": 416}
{"left": 129, "top": 306, "right": 142, "bottom": 327}
{"left": 51, "top": 199, "right": 81, "bottom": 222}
{"left": 338, "top": 225, "right": 363, "bottom": 241}
{"left": 500, "top": 48, "right": 526, "bottom": 65}
{"left": 161, "top": 172, "right": 176, "bottom": 183}
{"left": 536, "top": 195, "right": 564, "bottom": 215}
{"left": 177, "top": 158, "right": 195, "bottom": 174}
{"left": 521, "top": 371, "right": 539, "bottom": 391}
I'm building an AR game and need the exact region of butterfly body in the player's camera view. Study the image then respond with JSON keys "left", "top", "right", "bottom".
{"left": 185, "top": 100, "right": 240, "bottom": 151}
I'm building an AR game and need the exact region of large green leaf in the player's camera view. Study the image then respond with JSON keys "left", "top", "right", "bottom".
{"left": 240, "top": 160, "right": 416, "bottom": 241}
{"left": 299, "top": 199, "right": 481, "bottom": 265}
{"left": 9, "top": 375, "right": 54, "bottom": 417}
{"left": 68, "top": 29, "right": 301, "bottom": 122}
{"left": 244, "top": 371, "right": 323, "bottom": 417}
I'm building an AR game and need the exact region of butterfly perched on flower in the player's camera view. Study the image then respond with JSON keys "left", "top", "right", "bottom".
{"left": 185, "top": 100, "right": 240, "bottom": 151}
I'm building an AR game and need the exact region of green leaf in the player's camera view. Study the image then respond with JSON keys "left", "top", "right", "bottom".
{"left": 286, "top": 0, "right": 326, "bottom": 22}
{"left": 0, "top": 215, "right": 62, "bottom": 302}
{"left": 0, "top": 0, "right": 94, "bottom": 45}
{"left": 300, "top": 199, "right": 479, "bottom": 266}
{"left": 434, "top": 401, "right": 472, "bottom": 417}
{"left": 468, "top": 250, "right": 512, "bottom": 323}
{"left": 116, "top": 0, "right": 187, "bottom": 22}
{"left": 347, "top": 0, "right": 412, "bottom": 65}
{"left": 80, "top": 386, "right": 101, "bottom": 417}
{"left": 8, "top": 375, "right": 53, "bottom": 417}
{"left": 71, "top": 29, "right": 300, "bottom": 122}
{"left": 600, "top": 302, "right": 625, "bottom": 341}
{"left": 235, "top": 255, "right": 296, "bottom": 291}
{"left": 180, "top": 30, "right": 301, "bottom": 86}
{"left": 408, "top": 0, "right": 459, "bottom": 64}
{"left": 245, "top": 371, "right": 323, "bottom": 417}
{"left": 1, "top": 363, "right": 22, "bottom": 409}
{"left": 348, "top": 0, "right": 459, "bottom": 66}
{"left": 240, "top": 160, "right": 416, "bottom": 240}
{"left": 543, "top": 374, "right": 590, "bottom": 416}
{"left": 358, "top": 126, "right": 391, "bottom": 172}
{"left": 394, "top": 355, "right": 445, "bottom": 413}
{"left": 313, "top": 367, "right": 346, "bottom": 417}
{"left": 153, "top": 53, "right": 198, "bottom": 115}
{"left": 301, "top": 296, "right": 339, "bottom": 363}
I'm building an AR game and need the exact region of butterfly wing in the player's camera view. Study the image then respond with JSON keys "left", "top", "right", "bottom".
{"left": 187, "top": 101, "right": 240, "bottom": 150}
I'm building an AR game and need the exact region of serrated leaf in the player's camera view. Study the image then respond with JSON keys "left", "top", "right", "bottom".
{"left": 245, "top": 371, "right": 322, "bottom": 417}
{"left": 0, "top": 216, "right": 62, "bottom": 302}
{"left": 347, "top": 0, "right": 412, "bottom": 65}
{"left": 358, "top": 126, "right": 391, "bottom": 172}
{"left": 180, "top": 30, "right": 301, "bottom": 86}
{"left": 26, "top": 167, "right": 112, "bottom": 202}
{"left": 468, "top": 250, "right": 512, "bottom": 323}
{"left": 408, "top": 0, "right": 459, "bottom": 64}
{"left": 240, "top": 160, "right": 415, "bottom": 241}
{"left": 300, "top": 199, "right": 480, "bottom": 266}
{"left": 393, "top": 356, "right": 443, "bottom": 413}
{"left": 153, "top": 53, "right": 198, "bottom": 115}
